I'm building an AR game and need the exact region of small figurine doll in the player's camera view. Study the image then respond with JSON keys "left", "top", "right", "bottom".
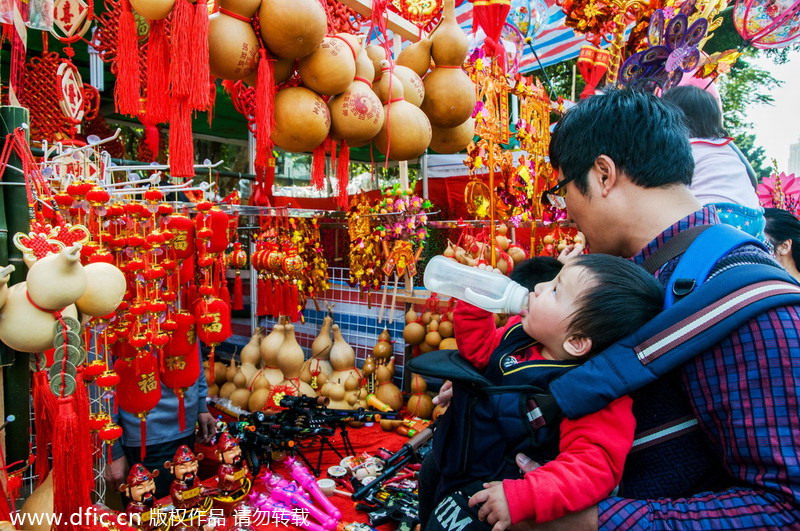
{"left": 164, "top": 445, "right": 205, "bottom": 510}
{"left": 119, "top": 464, "right": 160, "bottom": 530}
{"left": 215, "top": 433, "right": 250, "bottom": 497}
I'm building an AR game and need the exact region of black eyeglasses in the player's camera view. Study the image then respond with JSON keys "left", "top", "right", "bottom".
{"left": 541, "top": 173, "right": 577, "bottom": 210}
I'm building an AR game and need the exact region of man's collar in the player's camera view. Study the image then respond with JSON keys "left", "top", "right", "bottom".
{"left": 631, "top": 205, "right": 719, "bottom": 266}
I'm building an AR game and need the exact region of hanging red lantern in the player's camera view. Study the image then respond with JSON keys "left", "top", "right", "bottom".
{"left": 89, "top": 412, "right": 112, "bottom": 432}
{"left": 115, "top": 353, "right": 162, "bottom": 460}
{"left": 166, "top": 214, "right": 196, "bottom": 261}
{"left": 95, "top": 370, "right": 121, "bottom": 391}
{"left": 161, "top": 311, "right": 200, "bottom": 431}
{"left": 195, "top": 297, "right": 231, "bottom": 383}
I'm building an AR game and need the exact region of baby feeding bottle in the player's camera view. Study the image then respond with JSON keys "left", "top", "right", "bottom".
{"left": 423, "top": 255, "right": 529, "bottom": 314}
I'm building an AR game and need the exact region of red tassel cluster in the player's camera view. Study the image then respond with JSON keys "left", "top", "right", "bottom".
{"left": 311, "top": 141, "right": 327, "bottom": 190}
{"left": 169, "top": 99, "right": 195, "bottom": 178}
{"left": 114, "top": 0, "right": 142, "bottom": 115}
{"left": 233, "top": 273, "right": 244, "bottom": 310}
{"left": 145, "top": 19, "right": 171, "bottom": 123}
{"left": 52, "top": 396, "right": 92, "bottom": 530}
{"left": 190, "top": 0, "right": 211, "bottom": 111}
{"left": 337, "top": 139, "right": 350, "bottom": 209}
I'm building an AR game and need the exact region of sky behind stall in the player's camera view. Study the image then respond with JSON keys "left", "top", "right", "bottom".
{"left": 749, "top": 49, "right": 800, "bottom": 172}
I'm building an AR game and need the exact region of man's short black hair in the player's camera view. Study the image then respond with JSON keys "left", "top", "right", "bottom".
{"left": 509, "top": 256, "right": 563, "bottom": 291}
{"left": 566, "top": 254, "right": 663, "bottom": 355}
{"left": 549, "top": 88, "right": 695, "bottom": 194}
{"left": 662, "top": 85, "right": 726, "bottom": 139}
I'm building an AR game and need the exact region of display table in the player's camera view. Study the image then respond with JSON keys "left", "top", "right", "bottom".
{"left": 189, "top": 405, "right": 413, "bottom": 530}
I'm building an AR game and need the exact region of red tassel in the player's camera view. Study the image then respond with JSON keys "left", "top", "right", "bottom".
{"left": 254, "top": 47, "right": 276, "bottom": 175}
{"left": 311, "top": 141, "right": 327, "bottom": 190}
{"left": 32, "top": 371, "right": 54, "bottom": 484}
{"left": 115, "top": 0, "right": 142, "bottom": 115}
{"left": 170, "top": 0, "right": 194, "bottom": 100}
{"left": 261, "top": 277, "right": 271, "bottom": 316}
{"left": 53, "top": 397, "right": 89, "bottom": 530}
{"left": 140, "top": 417, "right": 147, "bottom": 461}
{"left": 190, "top": 0, "right": 211, "bottom": 111}
{"left": 233, "top": 272, "right": 244, "bottom": 310}
{"left": 74, "top": 375, "right": 94, "bottom": 503}
{"left": 142, "top": 121, "right": 161, "bottom": 162}
{"left": 178, "top": 390, "right": 187, "bottom": 432}
{"left": 337, "top": 139, "right": 350, "bottom": 209}
{"left": 169, "top": 98, "right": 196, "bottom": 178}
{"left": 264, "top": 161, "right": 276, "bottom": 206}
{"left": 209, "top": 346, "right": 216, "bottom": 383}
{"left": 289, "top": 282, "right": 300, "bottom": 322}
{"left": 145, "top": 19, "right": 170, "bottom": 122}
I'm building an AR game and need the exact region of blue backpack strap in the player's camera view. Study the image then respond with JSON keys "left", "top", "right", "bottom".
{"left": 549, "top": 264, "right": 800, "bottom": 420}
{"left": 664, "top": 224, "right": 764, "bottom": 307}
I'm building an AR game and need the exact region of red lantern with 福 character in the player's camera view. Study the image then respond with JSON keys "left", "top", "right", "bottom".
{"left": 115, "top": 353, "right": 162, "bottom": 460}
{"left": 165, "top": 214, "right": 196, "bottom": 261}
{"left": 161, "top": 311, "right": 200, "bottom": 431}
{"left": 195, "top": 297, "right": 231, "bottom": 383}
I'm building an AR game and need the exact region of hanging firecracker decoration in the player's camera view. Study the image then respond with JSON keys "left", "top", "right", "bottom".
{"left": 348, "top": 197, "right": 384, "bottom": 295}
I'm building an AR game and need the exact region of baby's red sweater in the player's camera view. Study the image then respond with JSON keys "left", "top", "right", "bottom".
{"left": 454, "top": 301, "right": 636, "bottom": 524}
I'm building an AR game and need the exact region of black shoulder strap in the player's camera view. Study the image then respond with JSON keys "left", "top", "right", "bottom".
{"left": 641, "top": 225, "right": 712, "bottom": 275}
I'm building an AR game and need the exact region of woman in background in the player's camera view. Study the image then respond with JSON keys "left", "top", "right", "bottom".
{"left": 764, "top": 207, "right": 800, "bottom": 282}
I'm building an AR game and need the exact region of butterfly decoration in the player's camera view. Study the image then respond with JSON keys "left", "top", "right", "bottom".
{"left": 618, "top": 1, "right": 709, "bottom": 91}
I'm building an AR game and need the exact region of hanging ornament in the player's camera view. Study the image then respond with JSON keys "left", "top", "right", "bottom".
{"left": 734, "top": 0, "right": 800, "bottom": 48}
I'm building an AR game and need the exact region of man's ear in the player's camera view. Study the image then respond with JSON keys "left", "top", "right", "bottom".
{"left": 593, "top": 155, "right": 617, "bottom": 197}
{"left": 563, "top": 336, "right": 592, "bottom": 358}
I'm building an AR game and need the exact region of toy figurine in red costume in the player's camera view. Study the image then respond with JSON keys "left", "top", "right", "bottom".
{"left": 164, "top": 445, "right": 204, "bottom": 510}
{"left": 215, "top": 433, "right": 250, "bottom": 496}
{"left": 119, "top": 464, "right": 160, "bottom": 529}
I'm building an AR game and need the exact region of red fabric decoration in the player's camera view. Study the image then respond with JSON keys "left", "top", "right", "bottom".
{"left": 169, "top": 98, "right": 195, "bottom": 178}
{"left": 169, "top": 0, "right": 194, "bottom": 100}
{"left": 166, "top": 214, "right": 196, "bottom": 260}
{"left": 337, "top": 139, "right": 350, "bottom": 209}
{"left": 311, "top": 141, "right": 327, "bottom": 190}
{"left": 190, "top": 0, "right": 211, "bottom": 111}
{"left": 195, "top": 297, "right": 232, "bottom": 345}
{"left": 254, "top": 47, "right": 275, "bottom": 186}
{"left": 52, "top": 396, "right": 87, "bottom": 531}
{"left": 145, "top": 18, "right": 170, "bottom": 123}
{"left": 205, "top": 208, "right": 231, "bottom": 254}
{"left": 576, "top": 45, "right": 609, "bottom": 99}
{"left": 473, "top": 0, "right": 511, "bottom": 69}
{"left": 115, "top": 354, "right": 163, "bottom": 460}
{"left": 161, "top": 311, "right": 200, "bottom": 431}
{"left": 32, "top": 370, "right": 55, "bottom": 483}
{"left": 115, "top": 0, "right": 142, "bottom": 115}
{"left": 233, "top": 272, "right": 244, "bottom": 310}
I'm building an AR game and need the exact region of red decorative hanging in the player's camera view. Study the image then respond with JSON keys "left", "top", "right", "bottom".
{"left": 160, "top": 311, "right": 199, "bottom": 431}
{"left": 115, "top": 353, "right": 162, "bottom": 460}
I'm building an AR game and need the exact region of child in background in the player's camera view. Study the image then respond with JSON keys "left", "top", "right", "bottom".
{"left": 422, "top": 254, "right": 663, "bottom": 530}
{"left": 662, "top": 85, "right": 765, "bottom": 240}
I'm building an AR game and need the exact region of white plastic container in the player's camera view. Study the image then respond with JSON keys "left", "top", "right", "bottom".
{"left": 423, "top": 255, "right": 530, "bottom": 314}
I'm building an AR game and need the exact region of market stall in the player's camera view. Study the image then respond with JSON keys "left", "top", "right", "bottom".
{"left": 0, "top": 0, "right": 799, "bottom": 529}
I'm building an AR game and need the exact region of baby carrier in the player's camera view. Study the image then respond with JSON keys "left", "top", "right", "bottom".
{"left": 409, "top": 224, "right": 800, "bottom": 499}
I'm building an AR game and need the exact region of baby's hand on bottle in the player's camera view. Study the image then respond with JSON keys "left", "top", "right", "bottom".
{"left": 477, "top": 263, "right": 503, "bottom": 275}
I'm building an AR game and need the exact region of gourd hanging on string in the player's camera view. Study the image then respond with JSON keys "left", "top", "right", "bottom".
{"left": 258, "top": 0, "right": 327, "bottom": 59}
{"left": 240, "top": 328, "right": 263, "bottom": 386}
{"left": 208, "top": 0, "right": 260, "bottom": 81}
{"left": 396, "top": 38, "right": 433, "bottom": 77}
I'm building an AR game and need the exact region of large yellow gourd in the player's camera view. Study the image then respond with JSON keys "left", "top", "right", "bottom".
{"left": 277, "top": 324, "right": 317, "bottom": 397}
{"left": 299, "top": 36, "right": 357, "bottom": 96}
{"left": 26, "top": 244, "right": 86, "bottom": 311}
{"left": 75, "top": 262, "right": 126, "bottom": 317}
{"left": 208, "top": 10, "right": 259, "bottom": 81}
{"left": 430, "top": 117, "right": 475, "bottom": 154}
{"left": 259, "top": 0, "right": 327, "bottom": 59}
{"left": 421, "top": 67, "right": 476, "bottom": 128}
{"left": 329, "top": 50, "right": 385, "bottom": 145}
{"left": 430, "top": 0, "right": 469, "bottom": 67}
{"left": 396, "top": 38, "right": 432, "bottom": 77}
{"left": 393, "top": 65, "right": 425, "bottom": 107}
{"left": 272, "top": 87, "right": 331, "bottom": 153}
{"left": 260, "top": 322, "right": 286, "bottom": 386}
{"left": 130, "top": 0, "right": 175, "bottom": 20}
{"left": 0, "top": 283, "right": 78, "bottom": 352}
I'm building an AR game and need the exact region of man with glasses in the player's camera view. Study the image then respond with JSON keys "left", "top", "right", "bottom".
{"left": 512, "top": 88, "right": 800, "bottom": 529}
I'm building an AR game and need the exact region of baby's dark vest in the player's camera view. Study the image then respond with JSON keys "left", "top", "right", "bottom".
{"left": 433, "top": 323, "right": 577, "bottom": 499}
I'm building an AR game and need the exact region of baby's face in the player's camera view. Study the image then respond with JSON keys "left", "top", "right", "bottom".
{"left": 521, "top": 264, "right": 592, "bottom": 360}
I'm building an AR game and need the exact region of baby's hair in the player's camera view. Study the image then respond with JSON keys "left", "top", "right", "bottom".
{"left": 510, "top": 256, "right": 563, "bottom": 291}
{"left": 566, "top": 255, "right": 663, "bottom": 355}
